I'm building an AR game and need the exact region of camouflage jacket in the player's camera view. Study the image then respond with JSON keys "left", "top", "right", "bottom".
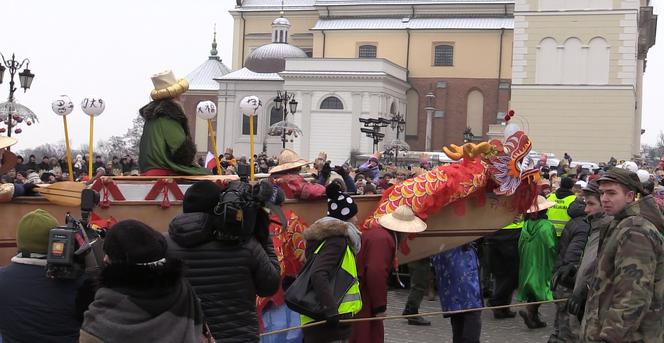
{"left": 581, "top": 195, "right": 664, "bottom": 343}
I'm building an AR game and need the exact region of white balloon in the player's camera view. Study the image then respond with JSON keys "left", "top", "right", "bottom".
{"left": 239, "top": 95, "right": 262, "bottom": 114}
{"left": 196, "top": 101, "right": 217, "bottom": 120}
{"left": 51, "top": 95, "right": 74, "bottom": 116}
{"left": 81, "top": 97, "right": 106, "bottom": 116}
{"left": 503, "top": 123, "right": 521, "bottom": 139}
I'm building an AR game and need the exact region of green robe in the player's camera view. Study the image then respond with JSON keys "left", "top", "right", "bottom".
{"left": 517, "top": 218, "right": 557, "bottom": 301}
{"left": 139, "top": 117, "right": 209, "bottom": 175}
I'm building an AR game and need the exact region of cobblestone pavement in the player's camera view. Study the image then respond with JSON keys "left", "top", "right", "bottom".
{"left": 383, "top": 289, "right": 556, "bottom": 343}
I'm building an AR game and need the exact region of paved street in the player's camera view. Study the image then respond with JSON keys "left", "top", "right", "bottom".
{"left": 383, "top": 289, "right": 556, "bottom": 343}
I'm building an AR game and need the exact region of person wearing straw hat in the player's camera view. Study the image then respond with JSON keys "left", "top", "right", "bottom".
{"left": 516, "top": 195, "right": 557, "bottom": 329}
{"left": 350, "top": 205, "right": 426, "bottom": 343}
{"left": 138, "top": 70, "right": 209, "bottom": 176}
{"left": 269, "top": 149, "right": 325, "bottom": 200}
{"left": 0, "top": 136, "right": 18, "bottom": 175}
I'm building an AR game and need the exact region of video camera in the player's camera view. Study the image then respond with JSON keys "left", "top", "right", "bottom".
{"left": 211, "top": 179, "right": 275, "bottom": 243}
{"left": 46, "top": 189, "right": 105, "bottom": 279}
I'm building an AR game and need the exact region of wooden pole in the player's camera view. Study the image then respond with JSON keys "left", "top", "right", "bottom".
{"left": 249, "top": 111, "right": 255, "bottom": 181}
{"left": 88, "top": 115, "right": 94, "bottom": 178}
{"left": 62, "top": 116, "right": 74, "bottom": 181}
{"left": 207, "top": 119, "right": 222, "bottom": 175}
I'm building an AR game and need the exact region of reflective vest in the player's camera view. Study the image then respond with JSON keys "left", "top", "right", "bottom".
{"left": 546, "top": 193, "right": 576, "bottom": 237}
{"left": 503, "top": 220, "right": 524, "bottom": 230}
{"left": 300, "top": 241, "right": 362, "bottom": 325}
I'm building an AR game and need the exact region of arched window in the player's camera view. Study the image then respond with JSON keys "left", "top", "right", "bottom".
{"left": 405, "top": 89, "right": 419, "bottom": 136}
{"left": 562, "top": 37, "right": 584, "bottom": 84}
{"left": 587, "top": 37, "right": 609, "bottom": 84}
{"left": 390, "top": 102, "right": 397, "bottom": 115}
{"left": 536, "top": 37, "right": 559, "bottom": 84}
{"left": 433, "top": 44, "right": 454, "bottom": 66}
{"left": 320, "top": 96, "right": 344, "bottom": 110}
{"left": 358, "top": 45, "right": 377, "bottom": 58}
{"left": 242, "top": 114, "right": 257, "bottom": 135}
{"left": 269, "top": 106, "right": 283, "bottom": 126}
{"left": 466, "top": 90, "right": 484, "bottom": 137}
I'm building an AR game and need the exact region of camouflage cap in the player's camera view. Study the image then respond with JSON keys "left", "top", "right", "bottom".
{"left": 596, "top": 167, "right": 643, "bottom": 194}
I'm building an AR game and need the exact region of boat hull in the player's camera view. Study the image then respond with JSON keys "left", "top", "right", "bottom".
{"left": 1, "top": 193, "right": 516, "bottom": 265}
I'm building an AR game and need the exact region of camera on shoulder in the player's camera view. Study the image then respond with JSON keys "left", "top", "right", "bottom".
{"left": 211, "top": 180, "right": 274, "bottom": 243}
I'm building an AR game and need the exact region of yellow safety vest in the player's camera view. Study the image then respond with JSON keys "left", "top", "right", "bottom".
{"left": 301, "top": 241, "right": 362, "bottom": 325}
{"left": 546, "top": 193, "right": 576, "bottom": 237}
{"left": 503, "top": 219, "right": 524, "bottom": 230}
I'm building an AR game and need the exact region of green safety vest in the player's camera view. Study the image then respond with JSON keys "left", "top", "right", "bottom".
{"left": 301, "top": 241, "right": 362, "bottom": 325}
{"left": 546, "top": 193, "right": 576, "bottom": 237}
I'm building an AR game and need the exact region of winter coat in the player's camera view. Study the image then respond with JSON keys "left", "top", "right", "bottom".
{"left": 271, "top": 173, "right": 325, "bottom": 200}
{"left": 432, "top": 244, "right": 483, "bottom": 312}
{"left": 350, "top": 227, "right": 396, "bottom": 343}
{"left": 517, "top": 218, "right": 557, "bottom": 302}
{"left": 554, "top": 199, "right": 591, "bottom": 272}
{"left": 80, "top": 260, "right": 204, "bottom": 343}
{"left": 358, "top": 160, "right": 380, "bottom": 184}
{"left": 0, "top": 256, "right": 88, "bottom": 343}
{"left": 573, "top": 212, "right": 612, "bottom": 296}
{"left": 301, "top": 217, "right": 362, "bottom": 342}
{"left": 581, "top": 195, "right": 664, "bottom": 343}
{"left": 138, "top": 99, "right": 209, "bottom": 175}
{"left": 166, "top": 212, "right": 281, "bottom": 342}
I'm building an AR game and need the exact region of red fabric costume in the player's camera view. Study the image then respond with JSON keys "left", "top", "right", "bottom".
{"left": 350, "top": 227, "right": 396, "bottom": 343}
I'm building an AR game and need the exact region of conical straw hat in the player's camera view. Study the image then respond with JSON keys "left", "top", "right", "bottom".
{"left": 526, "top": 195, "right": 556, "bottom": 213}
{"left": 378, "top": 205, "right": 427, "bottom": 233}
{"left": 269, "top": 149, "right": 310, "bottom": 174}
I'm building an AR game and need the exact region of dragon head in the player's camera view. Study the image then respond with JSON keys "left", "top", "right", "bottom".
{"left": 442, "top": 131, "right": 540, "bottom": 196}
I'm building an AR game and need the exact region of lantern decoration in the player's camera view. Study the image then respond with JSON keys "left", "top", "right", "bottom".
{"left": 81, "top": 97, "right": 106, "bottom": 177}
{"left": 51, "top": 95, "right": 76, "bottom": 180}
{"left": 196, "top": 101, "right": 222, "bottom": 175}
{"left": 240, "top": 96, "right": 262, "bottom": 181}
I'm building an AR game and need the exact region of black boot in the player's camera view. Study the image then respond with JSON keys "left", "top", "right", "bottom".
{"left": 402, "top": 307, "right": 431, "bottom": 326}
{"left": 493, "top": 308, "right": 517, "bottom": 319}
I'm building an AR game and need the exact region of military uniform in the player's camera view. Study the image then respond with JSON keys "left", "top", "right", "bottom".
{"left": 581, "top": 195, "right": 664, "bottom": 343}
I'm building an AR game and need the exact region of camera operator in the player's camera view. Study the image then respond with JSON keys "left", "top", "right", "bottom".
{"left": 166, "top": 180, "right": 280, "bottom": 342}
{"left": 0, "top": 209, "right": 93, "bottom": 342}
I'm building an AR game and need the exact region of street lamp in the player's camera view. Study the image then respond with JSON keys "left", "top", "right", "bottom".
{"left": 424, "top": 91, "right": 435, "bottom": 151}
{"left": 359, "top": 117, "right": 389, "bottom": 153}
{"left": 273, "top": 90, "right": 299, "bottom": 148}
{"left": 0, "top": 53, "right": 36, "bottom": 143}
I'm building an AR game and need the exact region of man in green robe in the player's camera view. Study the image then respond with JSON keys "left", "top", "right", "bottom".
{"left": 138, "top": 70, "right": 209, "bottom": 176}
{"left": 517, "top": 195, "right": 558, "bottom": 329}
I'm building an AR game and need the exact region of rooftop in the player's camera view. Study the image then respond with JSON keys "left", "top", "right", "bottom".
{"left": 217, "top": 67, "right": 283, "bottom": 81}
{"left": 311, "top": 17, "right": 513, "bottom": 30}
{"left": 185, "top": 31, "right": 231, "bottom": 90}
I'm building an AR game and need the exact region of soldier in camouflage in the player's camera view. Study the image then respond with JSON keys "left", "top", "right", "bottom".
{"left": 580, "top": 168, "right": 664, "bottom": 343}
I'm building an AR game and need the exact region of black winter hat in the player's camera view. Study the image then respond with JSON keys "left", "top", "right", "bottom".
{"left": 183, "top": 180, "right": 222, "bottom": 213}
{"left": 560, "top": 177, "right": 575, "bottom": 190}
{"left": 104, "top": 220, "right": 167, "bottom": 265}
{"left": 326, "top": 182, "right": 358, "bottom": 221}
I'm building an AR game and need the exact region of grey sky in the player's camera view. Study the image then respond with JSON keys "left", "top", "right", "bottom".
{"left": 1, "top": 0, "right": 662, "bottom": 152}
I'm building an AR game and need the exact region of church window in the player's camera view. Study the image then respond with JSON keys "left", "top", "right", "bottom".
{"left": 433, "top": 44, "right": 454, "bottom": 66}
{"left": 358, "top": 45, "right": 377, "bottom": 58}
{"left": 320, "top": 96, "right": 344, "bottom": 110}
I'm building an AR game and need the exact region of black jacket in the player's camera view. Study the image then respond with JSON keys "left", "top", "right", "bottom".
{"left": 554, "top": 198, "right": 590, "bottom": 271}
{"left": 0, "top": 259, "right": 88, "bottom": 343}
{"left": 166, "top": 212, "right": 280, "bottom": 343}
{"left": 301, "top": 217, "right": 361, "bottom": 342}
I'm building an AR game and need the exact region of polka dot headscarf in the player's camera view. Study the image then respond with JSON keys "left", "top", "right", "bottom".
{"left": 326, "top": 182, "right": 358, "bottom": 221}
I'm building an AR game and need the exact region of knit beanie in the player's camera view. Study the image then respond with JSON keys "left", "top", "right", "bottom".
{"left": 16, "top": 209, "right": 59, "bottom": 254}
{"left": 104, "top": 220, "right": 167, "bottom": 265}
{"left": 326, "top": 182, "right": 358, "bottom": 221}
{"left": 183, "top": 180, "right": 222, "bottom": 213}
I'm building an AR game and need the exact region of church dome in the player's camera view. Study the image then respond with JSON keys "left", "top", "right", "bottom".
{"left": 272, "top": 16, "right": 290, "bottom": 26}
{"left": 245, "top": 43, "right": 307, "bottom": 73}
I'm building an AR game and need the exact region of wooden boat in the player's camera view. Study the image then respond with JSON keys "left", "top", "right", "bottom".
{"left": 0, "top": 176, "right": 518, "bottom": 265}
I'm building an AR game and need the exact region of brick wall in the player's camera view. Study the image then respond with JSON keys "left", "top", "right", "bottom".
{"left": 406, "top": 77, "right": 511, "bottom": 151}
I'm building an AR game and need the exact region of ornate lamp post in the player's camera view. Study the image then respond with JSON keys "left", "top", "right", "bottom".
{"left": 388, "top": 113, "right": 407, "bottom": 165}
{"left": 273, "top": 90, "right": 298, "bottom": 148}
{"left": 424, "top": 91, "right": 435, "bottom": 151}
{"left": 0, "top": 53, "right": 36, "bottom": 145}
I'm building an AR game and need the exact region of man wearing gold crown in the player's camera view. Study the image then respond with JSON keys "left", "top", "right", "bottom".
{"left": 138, "top": 70, "right": 209, "bottom": 176}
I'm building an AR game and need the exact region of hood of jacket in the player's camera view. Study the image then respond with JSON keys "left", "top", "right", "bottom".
{"left": 555, "top": 187, "right": 575, "bottom": 199}
{"left": 139, "top": 99, "right": 191, "bottom": 137}
{"left": 303, "top": 216, "right": 362, "bottom": 253}
{"left": 567, "top": 198, "right": 586, "bottom": 218}
{"left": 616, "top": 195, "right": 664, "bottom": 233}
{"left": 168, "top": 212, "right": 214, "bottom": 248}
